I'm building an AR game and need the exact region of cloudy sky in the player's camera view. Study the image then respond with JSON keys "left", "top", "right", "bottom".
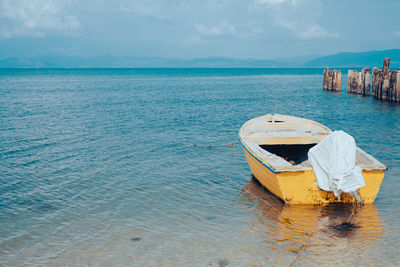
{"left": 0, "top": 0, "right": 399, "bottom": 59}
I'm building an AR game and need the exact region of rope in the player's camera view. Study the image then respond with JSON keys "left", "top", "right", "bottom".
{"left": 289, "top": 242, "right": 310, "bottom": 267}
{"left": 346, "top": 191, "right": 363, "bottom": 224}
{"left": 192, "top": 142, "right": 239, "bottom": 148}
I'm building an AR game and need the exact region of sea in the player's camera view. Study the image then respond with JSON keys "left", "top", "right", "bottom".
{"left": 0, "top": 68, "right": 399, "bottom": 266}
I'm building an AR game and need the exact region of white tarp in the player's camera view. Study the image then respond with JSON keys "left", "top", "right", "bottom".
{"left": 308, "top": 130, "right": 365, "bottom": 200}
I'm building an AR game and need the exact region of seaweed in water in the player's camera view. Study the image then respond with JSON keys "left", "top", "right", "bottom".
{"left": 205, "top": 215, "right": 217, "bottom": 221}
{"left": 218, "top": 259, "right": 230, "bottom": 267}
{"left": 329, "top": 222, "right": 359, "bottom": 238}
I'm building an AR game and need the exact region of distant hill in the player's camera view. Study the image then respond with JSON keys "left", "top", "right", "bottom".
{"left": 0, "top": 54, "right": 317, "bottom": 68}
{"left": 1, "top": 49, "right": 399, "bottom": 68}
{"left": 305, "top": 49, "right": 400, "bottom": 69}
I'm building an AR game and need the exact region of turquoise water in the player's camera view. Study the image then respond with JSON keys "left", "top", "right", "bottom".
{"left": 0, "top": 68, "right": 399, "bottom": 266}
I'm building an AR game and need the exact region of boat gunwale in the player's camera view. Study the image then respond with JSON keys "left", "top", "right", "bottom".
{"left": 238, "top": 136, "right": 278, "bottom": 173}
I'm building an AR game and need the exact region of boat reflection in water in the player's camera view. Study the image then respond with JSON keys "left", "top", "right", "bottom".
{"left": 241, "top": 178, "right": 384, "bottom": 266}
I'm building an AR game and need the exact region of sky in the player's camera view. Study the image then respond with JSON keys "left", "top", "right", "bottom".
{"left": 0, "top": 0, "right": 399, "bottom": 59}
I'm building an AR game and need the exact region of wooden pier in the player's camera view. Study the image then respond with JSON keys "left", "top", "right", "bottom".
{"left": 370, "top": 58, "right": 400, "bottom": 102}
{"left": 323, "top": 58, "right": 400, "bottom": 103}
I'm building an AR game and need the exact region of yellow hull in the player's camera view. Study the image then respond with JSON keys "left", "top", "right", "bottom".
{"left": 244, "top": 149, "right": 385, "bottom": 205}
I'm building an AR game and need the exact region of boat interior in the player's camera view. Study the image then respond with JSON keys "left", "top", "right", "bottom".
{"left": 239, "top": 114, "right": 386, "bottom": 172}
{"left": 259, "top": 144, "right": 316, "bottom": 166}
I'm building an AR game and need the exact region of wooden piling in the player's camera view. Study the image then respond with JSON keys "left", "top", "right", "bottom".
{"left": 347, "top": 70, "right": 352, "bottom": 93}
{"left": 327, "top": 70, "right": 333, "bottom": 90}
{"left": 372, "top": 67, "right": 381, "bottom": 97}
{"left": 381, "top": 58, "right": 391, "bottom": 100}
{"left": 332, "top": 70, "right": 342, "bottom": 92}
{"left": 344, "top": 57, "right": 399, "bottom": 103}
{"left": 362, "top": 68, "right": 371, "bottom": 96}
{"left": 396, "top": 71, "right": 400, "bottom": 103}
{"left": 323, "top": 68, "right": 329, "bottom": 90}
{"left": 323, "top": 68, "right": 341, "bottom": 91}
{"left": 389, "top": 70, "right": 399, "bottom": 102}
{"left": 347, "top": 70, "right": 358, "bottom": 94}
{"left": 349, "top": 70, "right": 361, "bottom": 94}
{"left": 360, "top": 70, "right": 365, "bottom": 94}
{"left": 382, "top": 72, "right": 390, "bottom": 100}
{"left": 323, "top": 68, "right": 327, "bottom": 90}
{"left": 383, "top": 58, "right": 390, "bottom": 73}
{"left": 357, "top": 72, "right": 363, "bottom": 94}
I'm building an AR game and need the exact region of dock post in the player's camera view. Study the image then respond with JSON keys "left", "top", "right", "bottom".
{"left": 327, "top": 70, "right": 333, "bottom": 90}
{"left": 396, "top": 71, "right": 400, "bottom": 103}
{"left": 382, "top": 72, "right": 391, "bottom": 100}
{"left": 333, "top": 70, "right": 342, "bottom": 91}
{"left": 343, "top": 57, "right": 399, "bottom": 103}
{"left": 372, "top": 67, "right": 380, "bottom": 97}
{"left": 347, "top": 70, "right": 352, "bottom": 93}
{"left": 323, "top": 68, "right": 329, "bottom": 90}
{"left": 381, "top": 58, "right": 391, "bottom": 100}
{"left": 357, "top": 72, "right": 363, "bottom": 94}
{"left": 389, "top": 70, "right": 399, "bottom": 102}
{"left": 360, "top": 70, "right": 365, "bottom": 94}
{"left": 383, "top": 58, "right": 390, "bottom": 73}
{"left": 347, "top": 70, "right": 358, "bottom": 94}
{"left": 323, "top": 68, "right": 342, "bottom": 91}
{"left": 362, "top": 68, "right": 370, "bottom": 96}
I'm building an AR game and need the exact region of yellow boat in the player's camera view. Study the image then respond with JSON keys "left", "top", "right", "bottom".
{"left": 238, "top": 114, "right": 386, "bottom": 205}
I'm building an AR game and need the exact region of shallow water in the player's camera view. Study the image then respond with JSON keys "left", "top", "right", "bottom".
{"left": 0, "top": 68, "right": 399, "bottom": 266}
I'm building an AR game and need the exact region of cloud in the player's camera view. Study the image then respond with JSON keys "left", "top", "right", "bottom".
{"left": 118, "top": 0, "right": 181, "bottom": 21}
{"left": 194, "top": 19, "right": 264, "bottom": 41}
{"left": 252, "top": 0, "right": 338, "bottom": 39}
{"left": 0, "top": 0, "right": 333, "bottom": 41}
{"left": 0, "top": 0, "right": 81, "bottom": 38}
{"left": 297, "top": 24, "right": 338, "bottom": 39}
{"left": 255, "top": 0, "right": 286, "bottom": 5}
{"left": 394, "top": 30, "right": 400, "bottom": 37}
{"left": 195, "top": 21, "right": 237, "bottom": 37}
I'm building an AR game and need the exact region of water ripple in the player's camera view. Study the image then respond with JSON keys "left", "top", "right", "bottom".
{"left": 0, "top": 69, "right": 399, "bottom": 266}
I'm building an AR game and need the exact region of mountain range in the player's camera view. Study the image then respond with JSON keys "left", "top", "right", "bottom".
{"left": 1, "top": 49, "right": 400, "bottom": 69}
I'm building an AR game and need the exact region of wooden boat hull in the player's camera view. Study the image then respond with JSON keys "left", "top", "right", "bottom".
{"left": 243, "top": 145, "right": 385, "bottom": 205}
{"left": 239, "top": 114, "right": 386, "bottom": 205}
